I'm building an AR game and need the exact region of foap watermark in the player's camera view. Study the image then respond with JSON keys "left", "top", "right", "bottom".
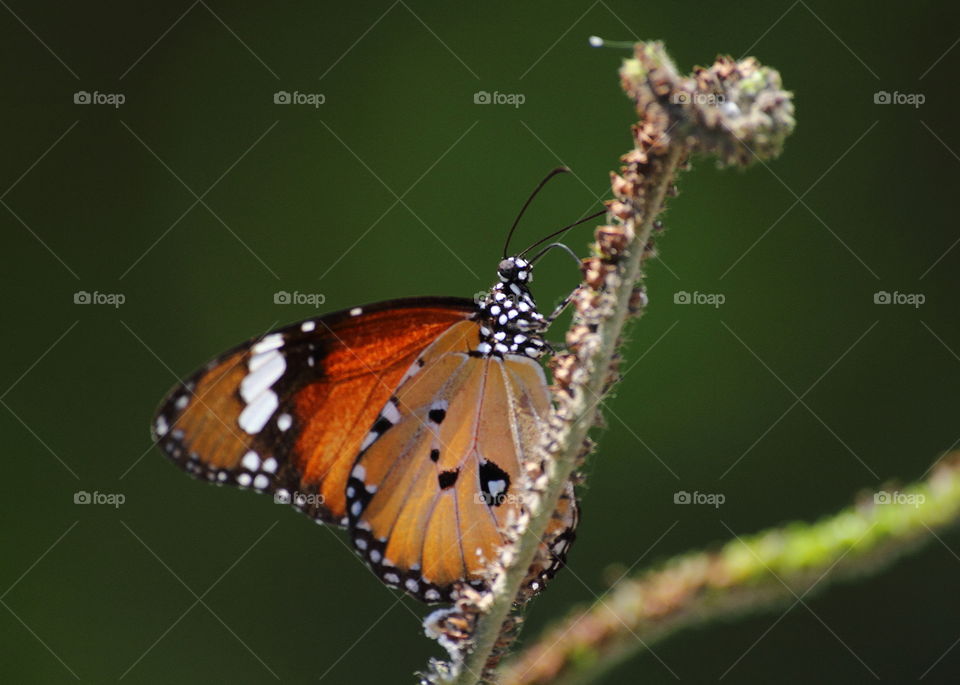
{"left": 74, "top": 290, "right": 125, "bottom": 308}
{"left": 875, "top": 490, "right": 925, "bottom": 508}
{"left": 274, "top": 490, "right": 325, "bottom": 507}
{"left": 473, "top": 492, "right": 525, "bottom": 507}
{"left": 674, "top": 490, "right": 725, "bottom": 508}
{"left": 473, "top": 290, "right": 493, "bottom": 305}
{"left": 472, "top": 289, "right": 525, "bottom": 308}
{"left": 273, "top": 90, "right": 325, "bottom": 108}
{"left": 674, "top": 290, "right": 725, "bottom": 308}
{"left": 74, "top": 90, "right": 125, "bottom": 108}
{"left": 874, "top": 90, "right": 925, "bottom": 108}
{"left": 74, "top": 490, "right": 125, "bottom": 508}
{"left": 874, "top": 290, "right": 924, "bottom": 308}
{"left": 473, "top": 90, "right": 525, "bottom": 108}
{"left": 274, "top": 290, "right": 326, "bottom": 307}
{"left": 672, "top": 91, "right": 726, "bottom": 106}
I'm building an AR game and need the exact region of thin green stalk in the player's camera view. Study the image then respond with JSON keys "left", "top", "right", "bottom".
{"left": 500, "top": 454, "right": 960, "bottom": 684}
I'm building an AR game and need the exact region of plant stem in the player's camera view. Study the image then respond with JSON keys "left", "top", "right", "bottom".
{"left": 499, "top": 454, "right": 960, "bottom": 684}
{"left": 449, "top": 142, "right": 686, "bottom": 685}
{"left": 424, "top": 41, "right": 795, "bottom": 685}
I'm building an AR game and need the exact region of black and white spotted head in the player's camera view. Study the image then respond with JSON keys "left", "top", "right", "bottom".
{"left": 475, "top": 256, "right": 548, "bottom": 359}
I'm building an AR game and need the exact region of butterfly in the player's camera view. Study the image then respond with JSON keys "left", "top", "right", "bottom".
{"left": 151, "top": 170, "right": 601, "bottom": 603}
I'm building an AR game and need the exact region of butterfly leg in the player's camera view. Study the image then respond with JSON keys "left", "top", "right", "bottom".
{"left": 536, "top": 285, "right": 584, "bottom": 353}
{"left": 543, "top": 340, "right": 568, "bottom": 354}
{"left": 544, "top": 285, "right": 581, "bottom": 326}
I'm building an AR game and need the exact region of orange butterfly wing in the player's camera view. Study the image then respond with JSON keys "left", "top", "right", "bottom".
{"left": 152, "top": 297, "right": 476, "bottom": 524}
{"left": 345, "top": 321, "right": 577, "bottom": 602}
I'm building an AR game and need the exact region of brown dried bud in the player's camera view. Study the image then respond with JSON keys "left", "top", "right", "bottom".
{"left": 607, "top": 201, "right": 634, "bottom": 221}
{"left": 565, "top": 324, "right": 592, "bottom": 351}
{"left": 574, "top": 287, "right": 604, "bottom": 315}
{"left": 595, "top": 224, "right": 631, "bottom": 256}
{"left": 628, "top": 285, "right": 649, "bottom": 314}
{"left": 621, "top": 148, "right": 649, "bottom": 167}
{"left": 550, "top": 353, "right": 577, "bottom": 389}
{"left": 581, "top": 257, "right": 615, "bottom": 290}
{"left": 610, "top": 172, "right": 635, "bottom": 199}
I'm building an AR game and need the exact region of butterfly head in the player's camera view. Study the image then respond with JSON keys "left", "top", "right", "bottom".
{"left": 497, "top": 256, "right": 532, "bottom": 284}
{"left": 476, "top": 256, "right": 548, "bottom": 359}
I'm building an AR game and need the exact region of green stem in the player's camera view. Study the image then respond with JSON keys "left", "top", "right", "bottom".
{"left": 499, "top": 455, "right": 960, "bottom": 685}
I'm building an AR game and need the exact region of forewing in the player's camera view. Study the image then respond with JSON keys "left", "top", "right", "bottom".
{"left": 151, "top": 297, "right": 475, "bottom": 524}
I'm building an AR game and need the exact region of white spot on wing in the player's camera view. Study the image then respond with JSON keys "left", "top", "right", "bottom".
{"left": 350, "top": 307, "right": 363, "bottom": 316}
{"left": 277, "top": 413, "right": 292, "bottom": 431}
{"left": 251, "top": 333, "right": 284, "bottom": 355}
{"left": 360, "top": 431, "right": 377, "bottom": 451}
{"left": 487, "top": 479, "right": 506, "bottom": 499}
{"left": 399, "top": 358, "right": 423, "bottom": 383}
{"left": 382, "top": 400, "right": 400, "bottom": 425}
{"left": 238, "top": 391, "right": 278, "bottom": 434}
{"left": 155, "top": 415, "right": 168, "bottom": 437}
{"left": 240, "top": 351, "right": 285, "bottom": 402}
{"left": 241, "top": 450, "right": 261, "bottom": 471}
{"left": 248, "top": 349, "right": 277, "bottom": 372}
{"left": 300, "top": 320, "right": 316, "bottom": 332}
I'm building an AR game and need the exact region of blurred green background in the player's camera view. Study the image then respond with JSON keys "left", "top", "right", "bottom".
{"left": 3, "top": 1, "right": 958, "bottom": 682}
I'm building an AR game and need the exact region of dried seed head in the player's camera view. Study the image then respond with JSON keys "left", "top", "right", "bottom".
{"left": 595, "top": 224, "right": 631, "bottom": 256}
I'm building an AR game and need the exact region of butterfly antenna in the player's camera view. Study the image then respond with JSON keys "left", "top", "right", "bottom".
{"left": 529, "top": 241, "right": 582, "bottom": 267}
{"left": 518, "top": 208, "right": 607, "bottom": 258}
{"left": 588, "top": 35, "right": 636, "bottom": 49}
{"left": 503, "top": 167, "right": 572, "bottom": 258}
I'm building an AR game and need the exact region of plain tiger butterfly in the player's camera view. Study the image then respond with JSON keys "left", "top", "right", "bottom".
{"left": 151, "top": 170, "right": 601, "bottom": 603}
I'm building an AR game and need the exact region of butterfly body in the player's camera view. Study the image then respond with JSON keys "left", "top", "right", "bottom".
{"left": 153, "top": 256, "right": 577, "bottom": 602}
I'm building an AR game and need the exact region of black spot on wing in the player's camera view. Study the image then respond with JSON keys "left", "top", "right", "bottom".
{"left": 437, "top": 469, "right": 459, "bottom": 489}
{"left": 371, "top": 415, "right": 393, "bottom": 436}
{"left": 478, "top": 460, "right": 511, "bottom": 507}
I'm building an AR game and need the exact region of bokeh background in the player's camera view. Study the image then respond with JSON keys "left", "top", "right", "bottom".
{"left": 3, "top": 1, "right": 959, "bottom": 682}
